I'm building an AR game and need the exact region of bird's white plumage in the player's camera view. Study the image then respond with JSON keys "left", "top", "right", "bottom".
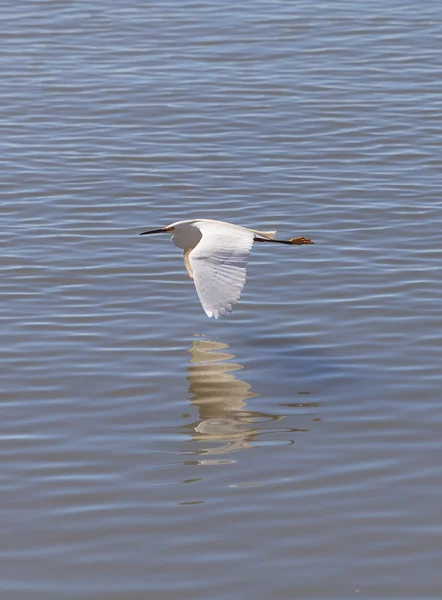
{"left": 188, "top": 221, "right": 254, "bottom": 319}
{"left": 140, "top": 218, "right": 314, "bottom": 318}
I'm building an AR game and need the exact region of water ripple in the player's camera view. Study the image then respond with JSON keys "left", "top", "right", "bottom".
{"left": 1, "top": 0, "right": 442, "bottom": 597}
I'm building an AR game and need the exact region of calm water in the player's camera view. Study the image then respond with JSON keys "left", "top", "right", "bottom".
{"left": 2, "top": 1, "right": 442, "bottom": 598}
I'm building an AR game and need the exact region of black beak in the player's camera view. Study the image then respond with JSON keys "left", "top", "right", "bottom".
{"left": 139, "top": 228, "right": 168, "bottom": 235}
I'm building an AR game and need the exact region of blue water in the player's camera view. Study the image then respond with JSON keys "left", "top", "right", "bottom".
{"left": 1, "top": 1, "right": 442, "bottom": 598}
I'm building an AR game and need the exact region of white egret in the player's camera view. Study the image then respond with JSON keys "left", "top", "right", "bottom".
{"left": 140, "top": 219, "right": 314, "bottom": 319}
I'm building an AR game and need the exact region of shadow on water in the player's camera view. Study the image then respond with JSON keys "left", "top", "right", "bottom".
{"left": 181, "top": 338, "right": 317, "bottom": 461}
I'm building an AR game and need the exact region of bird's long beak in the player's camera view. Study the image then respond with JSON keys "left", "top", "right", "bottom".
{"left": 139, "top": 228, "right": 169, "bottom": 235}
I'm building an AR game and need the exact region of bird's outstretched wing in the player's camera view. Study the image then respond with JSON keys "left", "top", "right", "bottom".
{"left": 189, "top": 221, "right": 255, "bottom": 318}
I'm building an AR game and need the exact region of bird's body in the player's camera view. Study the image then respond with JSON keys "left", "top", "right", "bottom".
{"left": 140, "top": 219, "right": 314, "bottom": 319}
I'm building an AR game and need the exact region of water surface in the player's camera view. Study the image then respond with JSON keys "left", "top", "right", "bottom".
{"left": 2, "top": 1, "right": 442, "bottom": 598}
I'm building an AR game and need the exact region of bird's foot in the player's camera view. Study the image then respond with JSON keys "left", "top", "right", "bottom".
{"left": 290, "top": 236, "right": 315, "bottom": 245}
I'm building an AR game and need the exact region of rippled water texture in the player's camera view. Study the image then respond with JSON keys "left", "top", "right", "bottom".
{"left": 2, "top": 1, "right": 442, "bottom": 598}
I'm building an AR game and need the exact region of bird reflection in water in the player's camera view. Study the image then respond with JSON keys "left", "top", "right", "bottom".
{"left": 185, "top": 339, "right": 284, "bottom": 456}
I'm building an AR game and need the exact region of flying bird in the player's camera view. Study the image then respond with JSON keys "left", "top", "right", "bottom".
{"left": 140, "top": 219, "right": 314, "bottom": 319}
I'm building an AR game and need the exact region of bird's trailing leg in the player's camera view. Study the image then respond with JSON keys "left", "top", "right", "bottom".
{"left": 254, "top": 235, "right": 314, "bottom": 245}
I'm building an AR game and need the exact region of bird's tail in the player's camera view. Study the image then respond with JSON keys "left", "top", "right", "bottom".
{"left": 252, "top": 229, "right": 277, "bottom": 240}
